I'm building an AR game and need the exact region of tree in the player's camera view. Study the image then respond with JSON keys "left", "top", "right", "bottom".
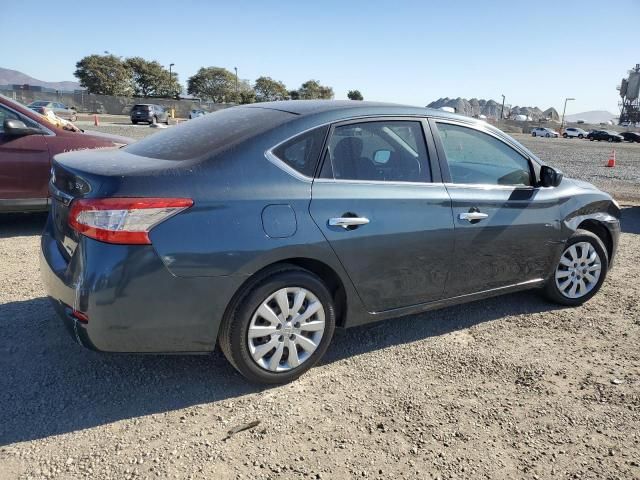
{"left": 297, "top": 80, "right": 334, "bottom": 100}
{"left": 238, "top": 80, "right": 256, "bottom": 104}
{"left": 347, "top": 89, "right": 364, "bottom": 101}
{"left": 289, "top": 89, "right": 300, "bottom": 100}
{"left": 254, "top": 76, "right": 289, "bottom": 102}
{"left": 74, "top": 54, "right": 133, "bottom": 96}
{"left": 125, "top": 57, "right": 180, "bottom": 98}
{"left": 187, "top": 67, "right": 235, "bottom": 103}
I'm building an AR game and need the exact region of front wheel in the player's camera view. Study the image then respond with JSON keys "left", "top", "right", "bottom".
{"left": 532, "top": 132, "right": 537, "bottom": 137}
{"left": 218, "top": 267, "right": 336, "bottom": 384}
{"left": 578, "top": 134, "right": 584, "bottom": 139}
{"left": 608, "top": 137, "right": 613, "bottom": 142}
{"left": 563, "top": 133, "right": 568, "bottom": 138}
{"left": 543, "top": 229, "right": 608, "bottom": 306}
{"left": 546, "top": 133, "right": 551, "bottom": 138}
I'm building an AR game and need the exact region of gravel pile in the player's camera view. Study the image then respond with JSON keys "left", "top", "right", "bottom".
{"left": 1, "top": 126, "right": 638, "bottom": 480}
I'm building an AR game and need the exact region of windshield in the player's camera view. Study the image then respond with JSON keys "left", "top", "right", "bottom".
{"left": 125, "top": 106, "right": 295, "bottom": 160}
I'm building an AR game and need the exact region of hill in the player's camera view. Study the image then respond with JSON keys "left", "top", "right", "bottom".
{"left": 564, "top": 111, "right": 617, "bottom": 124}
{"left": 427, "top": 97, "right": 558, "bottom": 121}
{"left": 0, "top": 67, "right": 81, "bottom": 91}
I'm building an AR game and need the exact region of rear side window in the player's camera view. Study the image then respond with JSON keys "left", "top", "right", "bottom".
{"left": 320, "top": 121, "right": 431, "bottom": 182}
{"left": 272, "top": 126, "right": 328, "bottom": 177}
{"left": 436, "top": 122, "right": 532, "bottom": 186}
{"left": 125, "top": 107, "right": 294, "bottom": 160}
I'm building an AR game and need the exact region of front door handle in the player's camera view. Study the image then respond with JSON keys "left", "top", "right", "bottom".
{"left": 459, "top": 212, "right": 489, "bottom": 222}
{"left": 329, "top": 216, "right": 370, "bottom": 229}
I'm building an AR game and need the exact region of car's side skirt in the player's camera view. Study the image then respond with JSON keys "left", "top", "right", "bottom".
{"left": 0, "top": 198, "right": 49, "bottom": 213}
{"left": 350, "top": 278, "right": 545, "bottom": 327}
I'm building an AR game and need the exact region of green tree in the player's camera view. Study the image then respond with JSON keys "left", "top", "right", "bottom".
{"left": 74, "top": 54, "right": 133, "bottom": 96}
{"left": 298, "top": 80, "right": 334, "bottom": 100}
{"left": 289, "top": 89, "right": 300, "bottom": 100}
{"left": 125, "top": 57, "right": 180, "bottom": 98}
{"left": 187, "top": 67, "right": 236, "bottom": 103}
{"left": 347, "top": 89, "right": 364, "bottom": 101}
{"left": 254, "top": 76, "right": 289, "bottom": 102}
{"left": 238, "top": 80, "right": 256, "bottom": 104}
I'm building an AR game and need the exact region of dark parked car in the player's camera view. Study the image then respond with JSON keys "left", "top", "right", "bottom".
{"left": 41, "top": 101, "right": 620, "bottom": 384}
{"left": 587, "top": 130, "right": 623, "bottom": 142}
{"left": 0, "top": 94, "right": 130, "bottom": 213}
{"left": 130, "top": 104, "right": 170, "bottom": 125}
{"left": 620, "top": 131, "right": 640, "bottom": 143}
{"left": 27, "top": 101, "right": 77, "bottom": 121}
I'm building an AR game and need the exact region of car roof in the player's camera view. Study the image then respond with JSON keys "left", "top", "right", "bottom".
{"left": 243, "top": 100, "right": 467, "bottom": 122}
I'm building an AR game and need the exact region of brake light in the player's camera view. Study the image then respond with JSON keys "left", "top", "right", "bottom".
{"left": 68, "top": 198, "right": 193, "bottom": 244}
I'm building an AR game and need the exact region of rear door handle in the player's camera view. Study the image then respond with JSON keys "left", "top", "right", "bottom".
{"left": 459, "top": 212, "right": 489, "bottom": 222}
{"left": 329, "top": 217, "right": 370, "bottom": 229}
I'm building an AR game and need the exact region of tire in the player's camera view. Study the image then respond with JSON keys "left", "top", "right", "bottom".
{"left": 532, "top": 132, "right": 537, "bottom": 137}
{"left": 608, "top": 137, "right": 613, "bottom": 142}
{"left": 578, "top": 134, "right": 584, "bottom": 139}
{"left": 218, "top": 266, "right": 336, "bottom": 384}
{"left": 151, "top": 116, "right": 157, "bottom": 125}
{"left": 563, "top": 133, "right": 568, "bottom": 138}
{"left": 546, "top": 133, "right": 551, "bottom": 138}
{"left": 589, "top": 137, "right": 594, "bottom": 141}
{"left": 543, "top": 229, "right": 608, "bottom": 307}
{"left": 132, "top": 120, "right": 138, "bottom": 125}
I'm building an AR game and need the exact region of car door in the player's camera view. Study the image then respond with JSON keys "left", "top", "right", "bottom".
{"left": 0, "top": 104, "right": 50, "bottom": 202}
{"left": 309, "top": 118, "right": 455, "bottom": 313}
{"left": 430, "top": 119, "right": 564, "bottom": 297}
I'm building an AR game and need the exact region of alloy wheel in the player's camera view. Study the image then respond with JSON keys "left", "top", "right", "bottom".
{"left": 247, "top": 287, "right": 325, "bottom": 372}
{"left": 555, "top": 241, "right": 602, "bottom": 299}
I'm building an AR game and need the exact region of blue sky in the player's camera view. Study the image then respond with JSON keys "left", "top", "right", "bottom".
{"left": 2, "top": 0, "right": 637, "bottom": 113}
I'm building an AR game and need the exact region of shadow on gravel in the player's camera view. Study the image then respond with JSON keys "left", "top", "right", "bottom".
{"left": 621, "top": 206, "right": 640, "bottom": 234}
{"left": 0, "top": 213, "right": 47, "bottom": 239}
{"left": 0, "top": 290, "right": 560, "bottom": 446}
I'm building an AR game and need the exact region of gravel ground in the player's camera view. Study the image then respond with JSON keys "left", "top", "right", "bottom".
{"left": 1, "top": 122, "right": 639, "bottom": 480}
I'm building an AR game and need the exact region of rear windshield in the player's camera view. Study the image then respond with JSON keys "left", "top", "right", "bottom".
{"left": 125, "top": 106, "right": 294, "bottom": 160}
{"left": 133, "top": 105, "right": 151, "bottom": 110}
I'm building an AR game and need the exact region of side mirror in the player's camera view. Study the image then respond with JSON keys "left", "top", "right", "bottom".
{"left": 373, "top": 149, "right": 391, "bottom": 164}
{"left": 3, "top": 119, "right": 41, "bottom": 137}
{"left": 540, "top": 165, "right": 563, "bottom": 187}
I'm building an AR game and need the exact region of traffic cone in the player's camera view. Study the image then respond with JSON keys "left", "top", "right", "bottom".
{"left": 94, "top": 114, "right": 100, "bottom": 127}
{"left": 606, "top": 148, "right": 616, "bottom": 168}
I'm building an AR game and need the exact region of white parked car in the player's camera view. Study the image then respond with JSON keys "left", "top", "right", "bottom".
{"left": 189, "top": 109, "right": 207, "bottom": 119}
{"left": 531, "top": 127, "right": 558, "bottom": 138}
{"left": 563, "top": 127, "right": 588, "bottom": 139}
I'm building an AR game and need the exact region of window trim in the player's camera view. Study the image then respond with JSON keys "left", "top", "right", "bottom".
{"left": 429, "top": 118, "right": 538, "bottom": 189}
{"left": 316, "top": 116, "right": 438, "bottom": 185}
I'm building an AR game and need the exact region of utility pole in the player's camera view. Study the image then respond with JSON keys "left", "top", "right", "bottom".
{"left": 234, "top": 67, "right": 239, "bottom": 104}
{"left": 561, "top": 97, "right": 575, "bottom": 134}
{"left": 500, "top": 94, "right": 505, "bottom": 121}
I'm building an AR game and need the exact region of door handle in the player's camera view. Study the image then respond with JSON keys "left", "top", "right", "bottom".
{"left": 459, "top": 212, "right": 489, "bottom": 222}
{"left": 329, "top": 216, "right": 370, "bottom": 229}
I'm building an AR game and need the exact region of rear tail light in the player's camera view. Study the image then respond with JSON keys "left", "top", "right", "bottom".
{"left": 69, "top": 198, "right": 193, "bottom": 245}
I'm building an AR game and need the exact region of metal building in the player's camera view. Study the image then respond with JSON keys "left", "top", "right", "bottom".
{"left": 618, "top": 64, "right": 640, "bottom": 124}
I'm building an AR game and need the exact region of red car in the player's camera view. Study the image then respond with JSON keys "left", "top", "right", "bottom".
{"left": 0, "top": 95, "right": 131, "bottom": 213}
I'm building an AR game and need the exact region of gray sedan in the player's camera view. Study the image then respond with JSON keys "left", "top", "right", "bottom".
{"left": 41, "top": 101, "right": 620, "bottom": 384}
{"left": 27, "top": 101, "right": 77, "bottom": 121}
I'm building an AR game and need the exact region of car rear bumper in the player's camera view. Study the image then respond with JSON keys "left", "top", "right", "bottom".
{"left": 40, "top": 216, "right": 248, "bottom": 353}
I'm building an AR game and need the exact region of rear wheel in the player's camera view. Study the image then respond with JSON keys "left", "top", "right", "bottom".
{"left": 132, "top": 120, "right": 138, "bottom": 125}
{"left": 608, "top": 137, "right": 613, "bottom": 142}
{"left": 563, "top": 133, "right": 568, "bottom": 138}
{"left": 532, "top": 132, "right": 537, "bottom": 137}
{"left": 151, "top": 116, "right": 157, "bottom": 125}
{"left": 218, "top": 267, "right": 336, "bottom": 384}
{"left": 543, "top": 229, "right": 608, "bottom": 306}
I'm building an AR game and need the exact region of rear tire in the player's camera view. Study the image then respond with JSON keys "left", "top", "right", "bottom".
{"left": 151, "top": 116, "right": 157, "bottom": 125}
{"left": 563, "top": 133, "right": 568, "bottom": 138}
{"left": 218, "top": 267, "right": 336, "bottom": 384}
{"left": 608, "top": 137, "right": 613, "bottom": 142}
{"left": 543, "top": 229, "right": 608, "bottom": 307}
{"left": 532, "top": 132, "right": 537, "bottom": 137}
{"left": 132, "top": 120, "right": 138, "bottom": 125}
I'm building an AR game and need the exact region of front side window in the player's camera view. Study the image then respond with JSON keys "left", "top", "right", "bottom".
{"left": 272, "top": 126, "right": 328, "bottom": 177}
{"left": 436, "top": 122, "right": 532, "bottom": 186}
{"left": 320, "top": 121, "right": 430, "bottom": 182}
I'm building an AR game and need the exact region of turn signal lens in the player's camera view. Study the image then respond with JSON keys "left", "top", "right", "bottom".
{"left": 69, "top": 198, "right": 193, "bottom": 244}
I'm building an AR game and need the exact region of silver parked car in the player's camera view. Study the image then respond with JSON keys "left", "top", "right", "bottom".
{"left": 27, "top": 101, "right": 77, "bottom": 121}
{"left": 531, "top": 127, "right": 558, "bottom": 138}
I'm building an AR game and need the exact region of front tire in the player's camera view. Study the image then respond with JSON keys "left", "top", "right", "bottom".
{"left": 563, "top": 133, "right": 568, "bottom": 138}
{"left": 578, "top": 134, "right": 584, "bottom": 139}
{"left": 218, "top": 267, "right": 336, "bottom": 384}
{"left": 546, "top": 133, "right": 551, "bottom": 138}
{"left": 532, "top": 132, "right": 537, "bottom": 137}
{"left": 543, "top": 229, "right": 608, "bottom": 306}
